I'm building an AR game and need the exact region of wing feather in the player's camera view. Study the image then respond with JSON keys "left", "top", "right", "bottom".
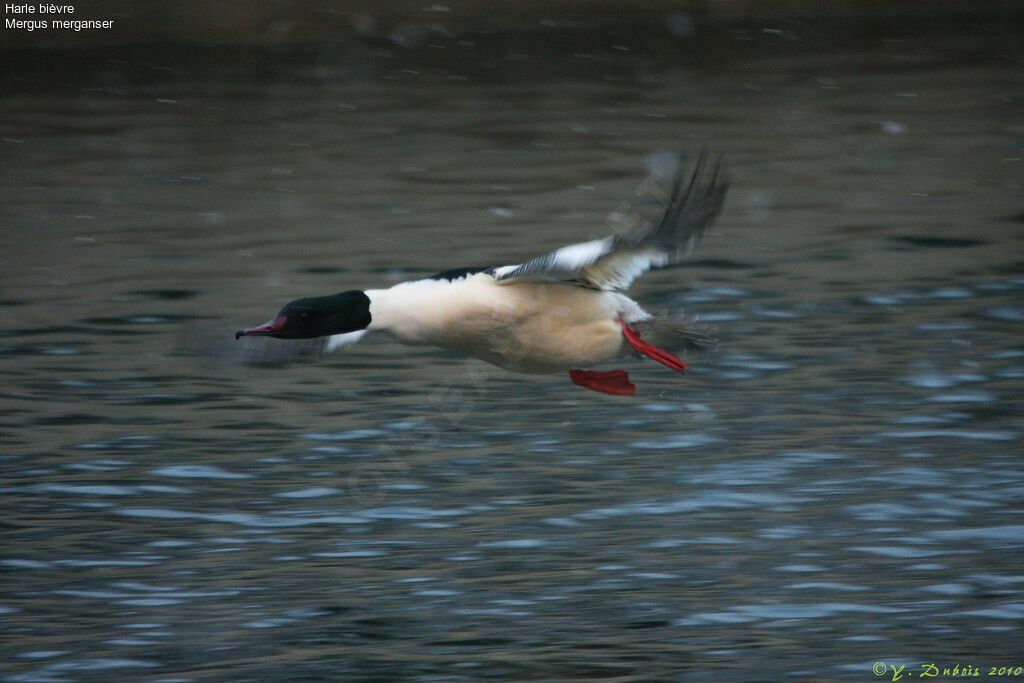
{"left": 494, "top": 152, "right": 726, "bottom": 291}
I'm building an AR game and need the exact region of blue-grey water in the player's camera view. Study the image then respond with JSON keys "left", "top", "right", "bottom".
{"left": 2, "top": 18, "right": 1023, "bottom": 682}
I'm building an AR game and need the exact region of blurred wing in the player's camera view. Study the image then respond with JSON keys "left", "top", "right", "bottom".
{"left": 493, "top": 152, "right": 727, "bottom": 291}
{"left": 490, "top": 237, "right": 616, "bottom": 287}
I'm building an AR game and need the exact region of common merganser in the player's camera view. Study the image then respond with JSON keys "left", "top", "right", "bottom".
{"left": 236, "top": 154, "right": 727, "bottom": 396}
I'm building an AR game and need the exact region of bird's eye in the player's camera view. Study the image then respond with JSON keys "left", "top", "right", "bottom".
{"left": 298, "top": 312, "right": 312, "bottom": 321}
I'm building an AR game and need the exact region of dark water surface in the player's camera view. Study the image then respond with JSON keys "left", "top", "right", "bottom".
{"left": 2, "top": 18, "right": 1023, "bottom": 682}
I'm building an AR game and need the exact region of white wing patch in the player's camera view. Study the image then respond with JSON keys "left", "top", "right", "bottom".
{"left": 551, "top": 238, "right": 616, "bottom": 269}
{"left": 493, "top": 237, "right": 614, "bottom": 285}
{"left": 580, "top": 249, "right": 670, "bottom": 291}
{"left": 324, "top": 330, "right": 368, "bottom": 353}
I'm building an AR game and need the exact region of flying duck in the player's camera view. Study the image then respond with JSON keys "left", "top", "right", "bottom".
{"left": 236, "top": 154, "right": 727, "bottom": 396}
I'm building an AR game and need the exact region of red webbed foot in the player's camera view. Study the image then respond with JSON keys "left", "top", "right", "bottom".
{"left": 619, "top": 318, "right": 688, "bottom": 374}
{"left": 569, "top": 369, "right": 637, "bottom": 396}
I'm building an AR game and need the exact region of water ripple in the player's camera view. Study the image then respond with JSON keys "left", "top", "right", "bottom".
{"left": 880, "top": 430, "right": 1016, "bottom": 441}
{"left": 579, "top": 491, "right": 808, "bottom": 520}
{"left": 152, "top": 465, "right": 252, "bottom": 479}
{"left": 675, "top": 602, "right": 907, "bottom": 626}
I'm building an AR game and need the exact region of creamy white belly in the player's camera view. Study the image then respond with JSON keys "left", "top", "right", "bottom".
{"left": 366, "top": 275, "right": 628, "bottom": 373}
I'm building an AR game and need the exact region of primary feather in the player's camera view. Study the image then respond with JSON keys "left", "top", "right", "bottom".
{"left": 493, "top": 152, "right": 726, "bottom": 291}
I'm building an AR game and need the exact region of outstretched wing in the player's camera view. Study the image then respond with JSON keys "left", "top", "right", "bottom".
{"left": 492, "top": 152, "right": 727, "bottom": 291}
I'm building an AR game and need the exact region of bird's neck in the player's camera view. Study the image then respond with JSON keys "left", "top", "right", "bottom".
{"left": 364, "top": 280, "right": 445, "bottom": 330}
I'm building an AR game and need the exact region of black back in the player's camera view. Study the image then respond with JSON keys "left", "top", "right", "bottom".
{"left": 425, "top": 266, "right": 495, "bottom": 282}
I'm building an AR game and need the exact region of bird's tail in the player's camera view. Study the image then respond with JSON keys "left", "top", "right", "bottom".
{"left": 632, "top": 313, "right": 717, "bottom": 352}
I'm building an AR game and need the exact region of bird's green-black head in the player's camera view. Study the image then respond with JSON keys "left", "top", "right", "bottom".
{"left": 235, "top": 290, "right": 371, "bottom": 340}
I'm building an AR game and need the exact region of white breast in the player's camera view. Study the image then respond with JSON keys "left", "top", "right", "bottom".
{"left": 366, "top": 274, "right": 629, "bottom": 373}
